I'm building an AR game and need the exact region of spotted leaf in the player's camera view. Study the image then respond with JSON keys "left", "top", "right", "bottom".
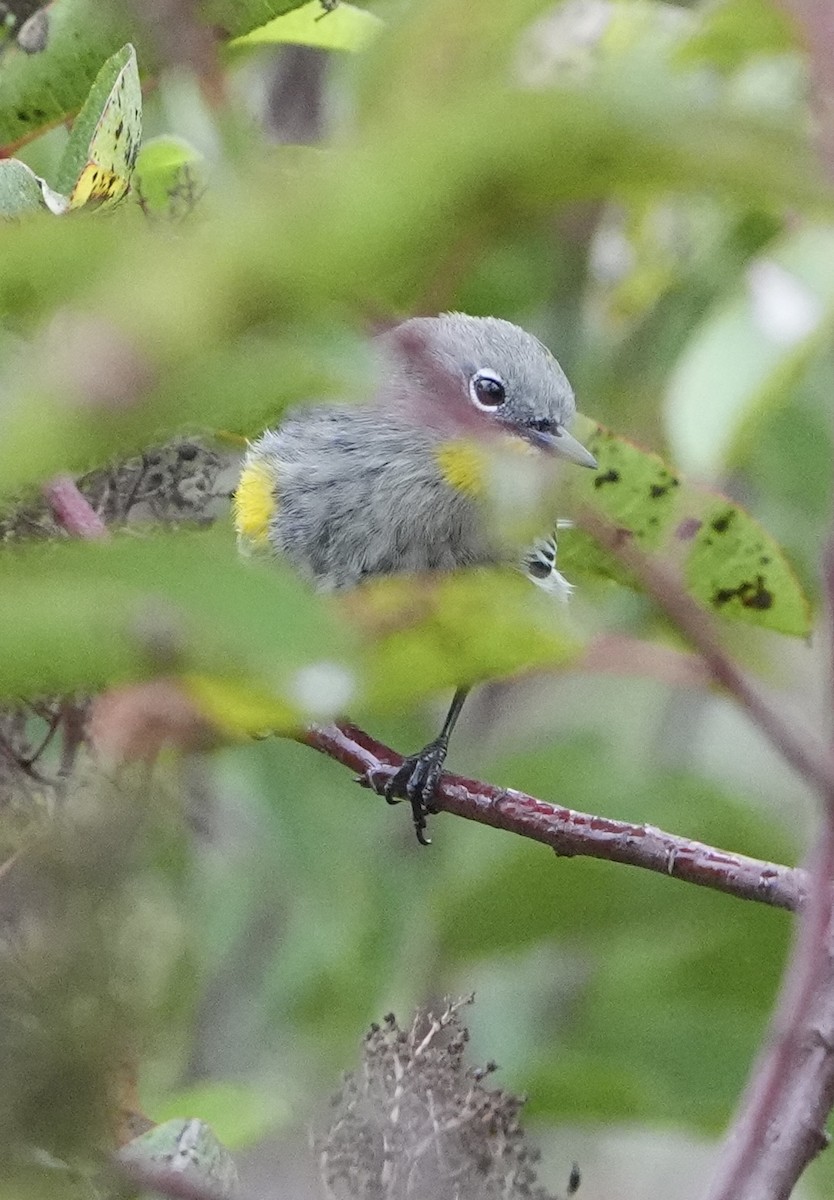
{"left": 56, "top": 43, "right": 142, "bottom": 208}
{"left": 559, "top": 417, "right": 811, "bottom": 637}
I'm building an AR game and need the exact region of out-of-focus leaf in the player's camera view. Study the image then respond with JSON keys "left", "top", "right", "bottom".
{"left": 0, "top": 13, "right": 830, "bottom": 352}
{"left": 559, "top": 419, "right": 812, "bottom": 636}
{"left": 133, "top": 135, "right": 206, "bottom": 219}
{"left": 348, "top": 569, "right": 584, "bottom": 710}
{"left": 184, "top": 674, "right": 299, "bottom": 738}
{"left": 677, "top": 0, "right": 797, "bottom": 72}
{"left": 152, "top": 1082, "right": 291, "bottom": 1148}
{"left": 201, "top": 0, "right": 312, "bottom": 38}
{"left": 56, "top": 43, "right": 142, "bottom": 206}
{"left": 230, "top": 1, "right": 383, "bottom": 53}
{"left": 0, "top": 158, "right": 68, "bottom": 217}
{"left": 664, "top": 224, "right": 834, "bottom": 478}
{"left": 0, "top": 525, "right": 355, "bottom": 727}
{"left": 0, "top": 328, "right": 373, "bottom": 493}
{"left": 0, "top": 0, "right": 311, "bottom": 152}
{"left": 0, "top": 0, "right": 129, "bottom": 152}
{"left": 118, "top": 1119, "right": 238, "bottom": 1200}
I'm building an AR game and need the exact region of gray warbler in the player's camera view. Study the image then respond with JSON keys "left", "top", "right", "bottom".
{"left": 234, "top": 313, "right": 597, "bottom": 843}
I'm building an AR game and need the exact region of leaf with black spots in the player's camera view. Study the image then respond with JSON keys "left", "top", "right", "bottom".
{"left": 560, "top": 418, "right": 811, "bottom": 637}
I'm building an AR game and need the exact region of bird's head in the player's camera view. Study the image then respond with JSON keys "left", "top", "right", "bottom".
{"left": 381, "top": 312, "right": 597, "bottom": 469}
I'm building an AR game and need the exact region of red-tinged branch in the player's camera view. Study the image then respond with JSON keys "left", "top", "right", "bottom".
{"left": 703, "top": 536, "right": 834, "bottom": 1200}
{"left": 776, "top": 0, "right": 834, "bottom": 183}
{"left": 572, "top": 509, "right": 834, "bottom": 1200}
{"left": 42, "top": 475, "right": 108, "bottom": 539}
{"left": 302, "top": 722, "right": 805, "bottom": 913}
{"left": 705, "top": 824, "right": 834, "bottom": 1200}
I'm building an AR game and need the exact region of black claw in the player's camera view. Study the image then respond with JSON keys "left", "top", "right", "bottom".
{"left": 380, "top": 737, "right": 449, "bottom": 845}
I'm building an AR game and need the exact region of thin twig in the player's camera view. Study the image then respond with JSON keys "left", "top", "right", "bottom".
{"left": 578, "top": 510, "right": 834, "bottom": 809}
{"left": 302, "top": 723, "right": 805, "bottom": 912}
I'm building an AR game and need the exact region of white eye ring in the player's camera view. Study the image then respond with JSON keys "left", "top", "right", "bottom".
{"left": 469, "top": 368, "right": 506, "bottom": 410}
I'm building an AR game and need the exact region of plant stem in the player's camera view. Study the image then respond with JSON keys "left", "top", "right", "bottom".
{"left": 303, "top": 722, "right": 805, "bottom": 912}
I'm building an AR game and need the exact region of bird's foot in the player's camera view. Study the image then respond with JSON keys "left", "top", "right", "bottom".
{"left": 380, "top": 738, "right": 449, "bottom": 845}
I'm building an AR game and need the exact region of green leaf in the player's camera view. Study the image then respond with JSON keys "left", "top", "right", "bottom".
{"left": 559, "top": 419, "right": 812, "bottom": 637}
{"left": 352, "top": 569, "right": 584, "bottom": 711}
{"left": 0, "top": 158, "right": 68, "bottom": 217}
{"left": 132, "top": 135, "right": 206, "bottom": 219}
{"left": 230, "top": 0, "right": 383, "bottom": 53}
{"left": 119, "top": 1119, "right": 238, "bottom": 1200}
{"left": 0, "top": 525, "right": 356, "bottom": 727}
{"left": 200, "top": 0, "right": 313, "bottom": 39}
{"left": 678, "top": 0, "right": 798, "bottom": 72}
{"left": 0, "top": 328, "right": 373, "bottom": 494}
{"left": 0, "top": 0, "right": 311, "bottom": 152}
{"left": 55, "top": 43, "right": 141, "bottom": 206}
{"left": 152, "top": 1082, "right": 290, "bottom": 1148}
{"left": 0, "top": 0, "right": 130, "bottom": 153}
{"left": 665, "top": 224, "right": 834, "bottom": 478}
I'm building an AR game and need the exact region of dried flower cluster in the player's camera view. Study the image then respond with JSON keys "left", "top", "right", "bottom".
{"left": 318, "top": 997, "right": 578, "bottom": 1200}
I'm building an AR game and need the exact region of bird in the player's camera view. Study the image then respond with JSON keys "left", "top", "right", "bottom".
{"left": 234, "top": 313, "right": 597, "bottom": 843}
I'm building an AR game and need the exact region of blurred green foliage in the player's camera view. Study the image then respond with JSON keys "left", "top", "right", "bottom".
{"left": 1, "top": 0, "right": 834, "bottom": 1197}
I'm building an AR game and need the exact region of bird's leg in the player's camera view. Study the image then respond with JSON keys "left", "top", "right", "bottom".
{"left": 382, "top": 688, "right": 470, "bottom": 845}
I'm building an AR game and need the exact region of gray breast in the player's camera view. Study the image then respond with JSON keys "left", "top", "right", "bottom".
{"left": 253, "top": 406, "right": 501, "bottom": 590}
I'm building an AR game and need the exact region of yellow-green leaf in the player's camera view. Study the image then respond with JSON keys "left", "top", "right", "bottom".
{"left": 56, "top": 43, "right": 142, "bottom": 208}
{"left": 0, "top": 525, "right": 357, "bottom": 730}
{"left": 560, "top": 419, "right": 812, "bottom": 637}
{"left": 351, "top": 569, "right": 585, "bottom": 710}
{"left": 132, "top": 135, "right": 206, "bottom": 219}
{"left": 230, "top": 1, "right": 382, "bottom": 53}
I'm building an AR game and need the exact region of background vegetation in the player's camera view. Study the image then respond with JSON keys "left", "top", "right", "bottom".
{"left": 0, "top": 0, "right": 833, "bottom": 1197}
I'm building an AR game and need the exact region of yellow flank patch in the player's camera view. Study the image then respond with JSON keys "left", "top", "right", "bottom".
{"left": 434, "top": 440, "right": 488, "bottom": 497}
{"left": 234, "top": 461, "right": 277, "bottom": 546}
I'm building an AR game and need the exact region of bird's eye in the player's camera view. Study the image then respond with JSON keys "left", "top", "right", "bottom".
{"left": 469, "top": 369, "right": 506, "bottom": 410}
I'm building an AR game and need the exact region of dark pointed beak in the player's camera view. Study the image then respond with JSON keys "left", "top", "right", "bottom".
{"left": 522, "top": 425, "right": 598, "bottom": 469}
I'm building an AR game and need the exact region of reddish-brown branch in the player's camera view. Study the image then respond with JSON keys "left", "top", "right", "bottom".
{"left": 702, "top": 535, "right": 834, "bottom": 1200}
{"left": 302, "top": 723, "right": 805, "bottom": 912}
{"left": 575, "top": 510, "right": 834, "bottom": 1200}
{"left": 42, "top": 475, "right": 108, "bottom": 539}
{"left": 705, "top": 825, "right": 834, "bottom": 1200}
{"left": 776, "top": 0, "right": 834, "bottom": 183}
